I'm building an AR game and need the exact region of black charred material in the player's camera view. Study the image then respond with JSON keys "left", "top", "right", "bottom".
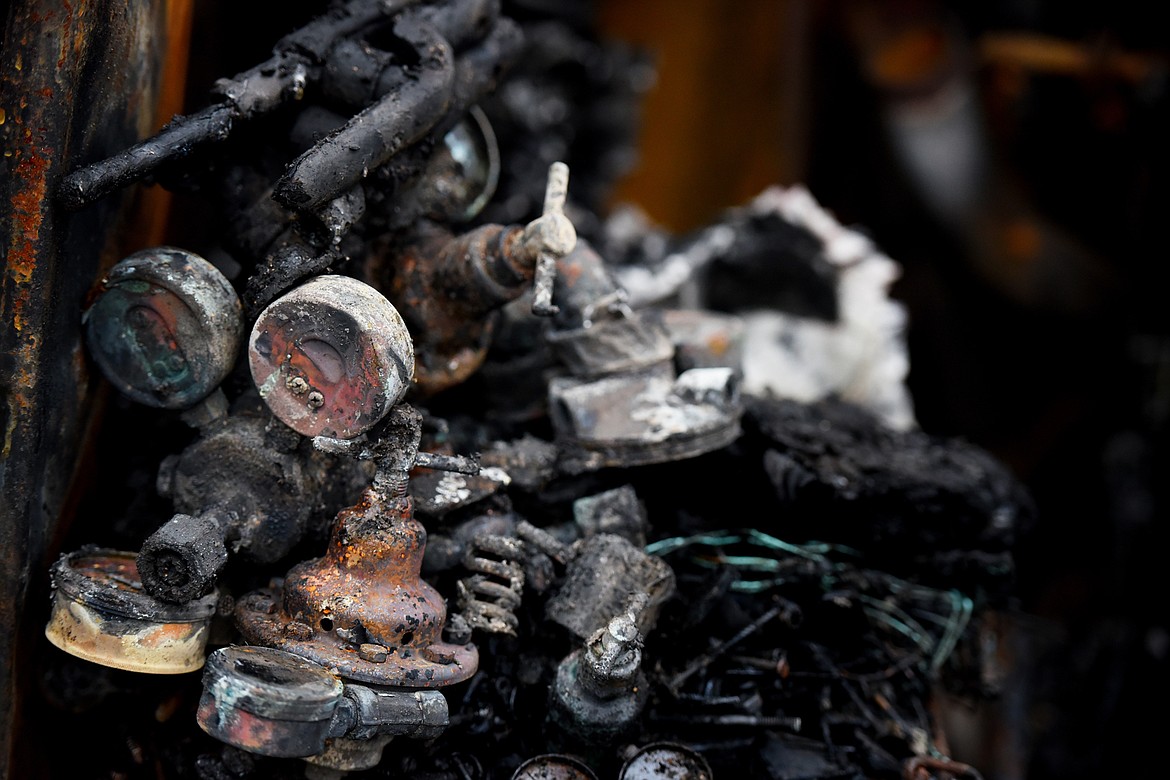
{"left": 744, "top": 396, "right": 1034, "bottom": 601}
{"left": 571, "top": 485, "right": 648, "bottom": 547}
{"left": 59, "top": 0, "right": 414, "bottom": 210}
{"left": 545, "top": 534, "right": 674, "bottom": 641}
{"left": 273, "top": 15, "right": 457, "bottom": 213}
{"left": 695, "top": 210, "right": 839, "bottom": 321}
{"left": 242, "top": 236, "right": 340, "bottom": 322}
{"left": 137, "top": 511, "right": 229, "bottom": 604}
{"left": 478, "top": 14, "right": 653, "bottom": 229}
{"left": 59, "top": 106, "right": 234, "bottom": 211}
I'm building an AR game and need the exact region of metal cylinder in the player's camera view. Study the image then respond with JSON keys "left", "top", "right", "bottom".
{"left": 197, "top": 646, "right": 343, "bottom": 758}
{"left": 84, "top": 247, "right": 243, "bottom": 409}
{"left": 618, "top": 743, "right": 713, "bottom": 780}
{"left": 249, "top": 275, "right": 414, "bottom": 439}
{"left": 45, "top": 548, "right": 218, "bottom": 674}
{"left": 137, "top": 511, "right": 229, "bottom": 604}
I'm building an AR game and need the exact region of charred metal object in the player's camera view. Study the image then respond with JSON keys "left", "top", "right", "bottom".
{"left": 232, "top": 490, "right": 479, "bottom": 687}
{"left": 28, "top": 3, "right": 1046, "bottom": 778}
{"left": 137, "top": 406, "right": 365, "bottom": 604}
{"left": 543, "top": 242, "right": 744, "bottom": 473}
{"left": 512, "top": 754, "right": 599, "bottom": 780}
{"left": 197, "top": 645, "right": 446, "bottom": 764}
{"left": 249, "top": 275, "right": 415, "bottom": 440}
{"left": 546, "top": 532, "right": 674, "bottom": 645}
{"left": 618, "top": 743, "right": 714, "bottom": 780}
{"left": 370, "top": 161, "right": 576, "bottom": 396}
{"left": 45, "top": 548, "right": 218, "bottom": 674}
{"left": 83, "top": 247, "right": 243, "bottom": 409}
{"left": 456, "top": 532, "right": 526, "bottom": 636}
{"left": 548, "top": 597, "right": 650, "bottom": 750}
{"left": 198, "top": 646, "right": 345, "bottom": 758}
{"left": 233, "top": 406, "right": 479, "bottom": 688}
{"left": 209, "top": 404, "right": 482, "bottom": 770}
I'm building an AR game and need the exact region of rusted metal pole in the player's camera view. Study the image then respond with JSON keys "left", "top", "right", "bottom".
{"left": 0, "top": 1, "right": 192, "bottom": 775}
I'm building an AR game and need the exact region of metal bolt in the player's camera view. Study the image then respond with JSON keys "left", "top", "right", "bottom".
{"left": 284, "top": 621, "right": 314, "bottom": 640}
{"left": 287, "top": 375, "right": 309, "bottom": 394}
{"left": 307, "top": 390, "right": 325, "bottom": 409}
{"left": 358, "top": 643, "right": 388, "bottom": 663}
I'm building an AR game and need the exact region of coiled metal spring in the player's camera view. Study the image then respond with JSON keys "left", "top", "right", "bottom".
{"left": 457, "top": 534, "right": 526, "bottom": 636}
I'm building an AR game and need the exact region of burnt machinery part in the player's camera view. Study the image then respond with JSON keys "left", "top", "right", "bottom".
{"left": 618, "top": 743, "right": 714, "bottom": 780}
{"left": 45, "top": 549, "right": 218, "bottom": 674}
{"left": 235, "top": 488, "right": 478, "bottom": 687}
{"left": 83, "top": 247, "right": 243, "bottom": 409}
{"left": 456, "top": 533, "right": 526, "bottom": 636}
{"left": 512, "top": 754, "right": 600, "bottom": 780}
{"left": 249, "top": 275, "right": 414, "bottom": 440}
{"left": 548, "top": 606, "right": 650, "bottom": 748}
{"left": 198, "top": 646, "right": 344, "bottom": 758}
{"left": 137, "top": 511, "right": 229, "bottom": 604}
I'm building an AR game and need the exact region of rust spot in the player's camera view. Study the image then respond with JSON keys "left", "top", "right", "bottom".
{"left": 705, "top": 332, "right": 730, "bottom": 357}
{"left": 4, "top": 145, "right": 50, "bottom": 458}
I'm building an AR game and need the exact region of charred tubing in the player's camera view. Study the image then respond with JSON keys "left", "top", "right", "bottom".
{"left": 273, "top": 16, "right": 456, "bottom": 213}
{"left": 59, "top": 106, "right": 232, "bottom": 210}
{"left": 137, "top": 509, "right": 230, "bottom": 603}
{"left": 428, "top": 15, "right": 524, "bottom": 140}
{"left": 270, "top": 0, "right": 415, "bottom": 65}
{"left": 61, "top": 0, "right": 412, "bottom": 210}
{"left": 410, "top": 0, "right": 500, "bottom": 52}
{"left": 321, "top": 0, "right": 500, "bottom": 107}
{"left": 457, "top": 535, "right": 525, "bottom": 635}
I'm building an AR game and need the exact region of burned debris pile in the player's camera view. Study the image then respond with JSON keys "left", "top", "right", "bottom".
{"left": 38, "top": 2, "right": 1031, "bottom": 779}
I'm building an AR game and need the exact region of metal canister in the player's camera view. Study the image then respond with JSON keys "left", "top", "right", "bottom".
{"left": 45, "top": 548, "right": 218, "bottom": 674}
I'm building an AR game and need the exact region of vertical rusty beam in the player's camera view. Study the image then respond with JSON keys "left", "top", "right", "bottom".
{"left": 0, "top": 1, "right": 190, "bottom": 776}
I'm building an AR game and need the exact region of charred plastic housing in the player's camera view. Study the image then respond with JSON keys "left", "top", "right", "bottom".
{"left": 25, "top": 1, "right": 1036, "bottom": 779}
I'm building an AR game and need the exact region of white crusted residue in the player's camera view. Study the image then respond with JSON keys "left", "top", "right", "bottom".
{"left": 434, "top": 473, "right": 472, "bottom": 506}
{"left": 740, "top": 186, "right": 916, "bottom": 430}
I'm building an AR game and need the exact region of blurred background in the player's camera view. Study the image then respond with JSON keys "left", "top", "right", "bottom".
{"left": 4, "top": 0, "right": 1166, "bottom": 777}
{"left": 591, "top": 0, "right": 1169, "bottom": 777}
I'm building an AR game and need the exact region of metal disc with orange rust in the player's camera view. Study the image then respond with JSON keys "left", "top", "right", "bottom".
{"left": 84, "top": 247, "right": 243, "bottom": 409}
{"left": 249, "top": 275, "right": 414, "bottom": 440}
{"left": 44, "top": 548, "right": 218, "bottom": 674}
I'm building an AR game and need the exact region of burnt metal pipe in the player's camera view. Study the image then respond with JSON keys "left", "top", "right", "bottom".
{"left": 273, "top": 16, "right": 456, "bottom": 212}
{"left": 59, "top": 0, "right": 417, "bottom": 210}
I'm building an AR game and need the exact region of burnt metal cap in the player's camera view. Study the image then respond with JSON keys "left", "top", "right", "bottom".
{"left": 201, "top": 646, "right": 343, "bottom": 723}
{"left": 618, "top": 743, "right": 713, "bottom": 780}
{"left": 512, "top": 754, "right": 599, "bottom": 780}
{"left": 84, "top": 247, "right": 243, "bottom": 409}
{"left": 198, "top": 645, "right": 343, "bottom": 758}
{"left": 249, "top": 275, "right": 414, "bottom": 439}
{"left": 45, "top": 548, "right": 218, "bottom": 674}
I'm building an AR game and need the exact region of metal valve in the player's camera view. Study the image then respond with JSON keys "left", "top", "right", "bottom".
{"left": 218, "top": 403, "right": 481, "bottom": 771}
{"left": 523, "top": 161, "right": 575, "bottom": 316}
